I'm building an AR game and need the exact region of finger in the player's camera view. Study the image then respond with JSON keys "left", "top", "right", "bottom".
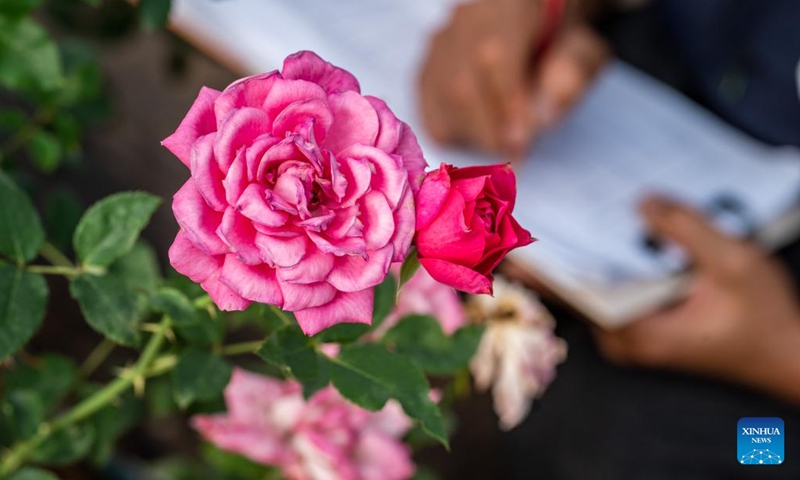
{"left": 639, "top": 195, "right": 748, "bottom": 275}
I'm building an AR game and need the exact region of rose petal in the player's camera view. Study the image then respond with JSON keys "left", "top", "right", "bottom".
{"left": 327, "top": 244, "right": 393, "bottom": 292}
{"left": 169, "top": 230, "right": 223, "bottom": 283}
{"left": 236, "top": 183, "right": 289, "bottom": 227}
{"left": 162, "top": 86, "right": 221, "bottom": 167}
{"left": 172, "top": 180, "right": 228, "bottom": 255}
{"left": 361, "top": 191, "right": 395, "bottom": 250}
{"left": 389, "top": 186, "right": 415, "bottom": 262}
{"left": 190, "top": 134, "right": 227, "bottom": 211}
{"left": 415, "top": 164, "right": 451, "bottom": 231}
{"left": 323, "top": 91, "right": 379, "bottom": 154}
{"left": 219, "top": 255, "right": 284, "bottom": 306}
{"left": 282, "top": 50, "right": 360, "bottom": 94}
{"left": 335, "top": 156, "right": 372, "bottom": 208}
{"left": 453, "top": 164, "right": 517, "bottom": 206}
{"left": 395, "top": 123, "right": 427, "bottom": 192}
{"left": 214, "top": 107, "right": 271, "bottom": 173}
{"left": 262, "top": 78, "right": 328, "bottom": 124}
{"left": 218, "top": 208, "right": 262, "bottom": 265}
{"left": 275, "top": 248, "right": 335, "bottom": 284}
{"left": 201, "top": 268, "right": 252, "bottom": 311}
{"left": 307, "top": 231, "right": 367, "bottom": 257}
{"left": 245, "top": 134, "right": 281, "bottom": 181}
{"left": 365, "top": 96, "right": 401, "bottom": 152}
{"left": 416, "top": 189, "right": 486, "bottom": 266}
{"left": 294, "top": 289, "right": 374, "bottom": 335}
{"left": 338, "top": 145, "right": 406, "bottom": 209}
{"left": 279, "top": 280, "right": 337, "bottom": 310}
{"left": 191, "top": 415, "right": 292, "bottom": 466}
{"left": 272, "top": 98, "right": 333, "bottom": 142}
{"left": 255, "top": 233, "right": 308, "bottom": 268}
{"left": 452, "top": 175, "right": 490, "bottom": 202}
{"left": 214, "top": 72, "right": 280, "bottom": 124}
{"left": 418, "top": 257, "right": 493, "bottom": 295}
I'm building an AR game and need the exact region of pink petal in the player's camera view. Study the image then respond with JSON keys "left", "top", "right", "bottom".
{"left": 172, "top": 180, "right": 228, "bottom": 255}
{"left": 282, "top": 50, "right": 360, "bottom": 94}
{"left": 365, "top": 96, "right": 401, "bottom": 152}
{"left": 453, "top": 163, "right": 517, "bottom": 206}
{"left": 452, "top": 175, "right": 490, "bottom": 201}
{"left": 356, "top": 430, "right": 415, "bottom": 480}
{"left": 272, "top": 98, "right": 333, "bottom": 142}
{"left": 219, "top": 255, "right": 283, "bottom": 306}
{"left": 335, "top": 156, "right": 372, "bottom": 208}
{"left": 190, "top": 134, "right": 227, "bottom": 211}
{"left": 361, "top": 191, "right": 395, "bottom": 250}
{"left": 245, "top": 134, "right": 281, "bottom": 181}
{"left": 162, "top": 86, "right": 221, "bottom": 167}
{"left": 338, "top": 145, "right": 406, "bottom": 209}
{"left": 323, "top": 91, "right": 379, "bottom": 154}
{"left": 327, "top": 244, "right": 393, "bottom": 292}
{"left": 223, "top": 150, "right": 249, "bottom": 206}
{"left": 214, "top": 107, "right": 271, "bottom": 173}
{"left": 294, "top": 289, "right": 374, "bottom": 335}
{"left": 218, "top": 208, "right": 262, "bottom": 265}
{"left": 191, "top": 415, "right": 293, "bottom": 466}
{"left": 236, "top": 183, "right": 289, "bottom": 227}
{"left": 214, "top": 72, "right": 280, "bottom": 125}
{"left": 200, "top": 269, "right": 252, "bottom": 311}
{"left": 255, "top": 233, "right": 308, "bottom": 268}
{"left": 389, "top": 186, "right": 415, "bottom": 262}
{"left": 224, "top": 368, "right": 301, "bottom": 423}
{"left": 275, "top": 248, "right": 335, "bottom": 284}
{"left": 415, "top": 164, "right": 451, "bottom": 231}
{"left": 307, "top": 231, "right": 366, "bottom": 256}
{"left": 416, "top": 189, "right": 486, "bottom": 266}
{"left": 395, "top": 123, "right": 427, "bottom": 193}
{"left": 262, "top": 78, "right": 327, "bottom": 124}
{"left": 279, "top": 279, "right": 337, "bottom": 310}
{"left": 418, "top": 258, "right": 492, "bottom": 295}
{"left": 168, "top": 230, "right": 223, "bottom": 283}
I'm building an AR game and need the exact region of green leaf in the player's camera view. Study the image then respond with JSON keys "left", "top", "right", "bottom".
{"left": 382, "top": 315, "right": 484, "bottom": 375}
{"left": 52, "top": 112, "right": 82, "bottom": 154}
{"left": 154, "top": 288, "right": 223, "bottom": 346}
{"left": 257, "top": 325, "right": 319, "bottom": 382}
{"left": 8, "top": 467, "right": 59, "bottom": 480}
{"left": 69, "top": 273, "right": 141, "bottom": 346}
{"left": 0, "top": 108, "right": 27, "bottom": 132}
{"left": 27, "top": 129, "right": 62, "bottom": 173}
{"left": 0, "top": 17, "right": 63, "bottom": 94}
{"left": 44, "top": 187, "right": 83, "bottom": 252}
{"left": 108, "top": 240, "right": 162, "bottom": 295}
{"left": 32, "top": 423, "right": 95, "bottom": 465}
{"left": 84, "top": 386, "right": 142, "bottom": 466}
{"left": 172, "top": 347, "right": 232, "bottom": 409}
{"left": 201, "top": 443, "right": 275, "bottom": 480}
{"left": 0, "top": 390, "right": 45, "bottom": 443}
{"left": 5, "top": 353, "right": 78, "bottom": 414}
{"left": 372, "top": 274, "right": 396, "bottom": 328}
{"left": 0, "top": 170, "right": 45, "bottom": 263}
{"left": 327, "top": 343, "right": 448, "bottom": 447}
{"left": 0, "top": 0, "right": 43, "bottom": 18}
{"left": 139, "top": 0, "right": 172, "bottom": 29}
{"left": 397, "top": 247, "right": 421, "bottom": 297}
{"left": 313, "top": 323, "right": 370, "bottom": 343}
{"left": 0, "top": 264, "right": 48, "bottom": 360}
{"left": 73, "top": 191, "right": 161, "bottom": 269}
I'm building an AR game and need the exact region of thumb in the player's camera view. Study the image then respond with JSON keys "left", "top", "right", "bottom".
{"left": 639, "top": 195, "right": 744, "bottom": 274}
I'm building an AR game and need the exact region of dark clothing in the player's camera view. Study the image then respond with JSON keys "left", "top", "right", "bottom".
{"left": 506, "top": 2, "right": 800, "bottom": 479}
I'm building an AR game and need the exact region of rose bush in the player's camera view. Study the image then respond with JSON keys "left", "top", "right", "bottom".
{"left": 164, "top": 51, "right": 426, "bottom": 335}
{"left": 414, "top": 164, "right": 534, "bottom": 294}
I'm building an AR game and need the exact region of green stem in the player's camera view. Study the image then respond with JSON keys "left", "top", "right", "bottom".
{"left": 0, "top": 317, "right": 172, "bottom": 478}
{"left": 79, "top": 339, "right": 116, "bottom": 378}
{"left": 25, "top": 264, "right": 83, "bottom": 276}
{"left": 39, "top": 242, "right": 74, "bottom": 268}
{"left": 268, "top": 304, "right": 292, "bottom": 326}
{"left": 219, "top": 340, "right": 264, "bottom": 356}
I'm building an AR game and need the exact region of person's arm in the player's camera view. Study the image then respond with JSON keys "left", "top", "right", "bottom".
{"left": 593, "top": 196, "right": 800, "bottom": 406}
{"left": 418, "top": 0, "right": 609, "bottom": 156}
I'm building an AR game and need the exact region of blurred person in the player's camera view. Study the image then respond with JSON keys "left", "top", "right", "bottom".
{"left": 420, "top": 0, "right": 800, "bottom": 478}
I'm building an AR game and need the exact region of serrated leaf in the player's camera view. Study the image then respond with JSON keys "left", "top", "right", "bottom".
{"left": 0, "top": 17, "right": 63, "bottom": 94}
{"left": 257, "top": 325, "right": 319, "bottom": 382}
{"left": 139, "top": 0, "right": 172, "bottom": 29}
{"left": 69, "top": 273, "right": 141, "bottom": 346}
{"left": 397, "top": 247, "right": 420, "bottom": 296}
{"left": 327, "top": 343, "right": 448, "bottom": 447}
{"left": 0, "top": 264, "right": 48, "bottom": 360}
{"left": 8, "top": 467, "right": 58, "bottom": 480}
{"left": 108, "top": 240, "right": 161, "bottom": 295}
{"left": 382, "top": 315, "right": 484, "bottom": 375}
{"left": 154, "top": 288, "right": 223, "bottom": 345}
{"left": 0, "top": 170, "right": 45, "bottom": 263}
{"left": 5, "top": 353, "right": 78, "bottom": 414}
{"left": 73, "top": 191, "right": 161, "bottom": 268}
{"left": 27, "top": 129, "right": 61, "bottom": 173}
{"left": 172, "top": 347, "right": 232, "bottom": 409}
{"left": 32, "top": 423, "right": 95, "bottom": 465}
{"left": 313, "top": 323, "right": 370, "bottom": 343}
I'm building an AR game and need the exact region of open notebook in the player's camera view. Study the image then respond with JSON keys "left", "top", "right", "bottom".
{"left": 170, "top": 0, "right": 800, "bottom": 328}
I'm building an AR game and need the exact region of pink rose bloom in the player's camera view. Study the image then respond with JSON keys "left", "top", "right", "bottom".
{"left": 377, "top": 266, "right": 466, "bottom": 336}
{"left": 164, "top": 51, "right": 426, "bottom": 335}
{"left": 192, "top": 368, "right": 415, "bottom": 480}
{"left": 414, "top": 164, "right": 534, "bottom": 295}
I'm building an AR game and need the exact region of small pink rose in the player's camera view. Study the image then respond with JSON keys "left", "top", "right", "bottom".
{"left": 414, "top": 164, "right": 534, "bottom": 294}
{"left": 164, "top": 51, "right": 427, "bottom": 335}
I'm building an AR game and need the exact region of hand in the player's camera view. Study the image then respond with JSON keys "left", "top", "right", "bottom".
{"left": 593, "top": 196, "right": 800, "bottom": 405}
{"left": 418, "top": 0, "right": 609, "bottom": 156}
